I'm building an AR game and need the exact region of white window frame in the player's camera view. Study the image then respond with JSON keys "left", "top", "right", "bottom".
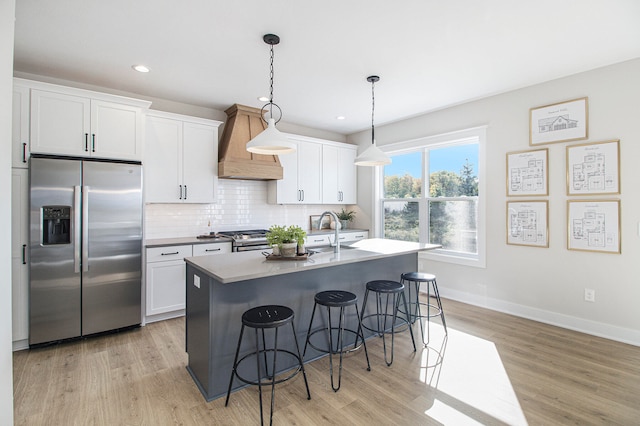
{"left": 377, "top": 126, "right": 487, "bottom": 268}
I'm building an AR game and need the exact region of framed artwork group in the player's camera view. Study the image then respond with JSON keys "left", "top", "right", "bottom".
{"left": 506, "top": 96, "right": 621, "bottom": 253}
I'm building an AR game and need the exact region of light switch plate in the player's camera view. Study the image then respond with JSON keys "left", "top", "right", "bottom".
{"left": 194, "top": 275, "right": 200, "bottom": 289}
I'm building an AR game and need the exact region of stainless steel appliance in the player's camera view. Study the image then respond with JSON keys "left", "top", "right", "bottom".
{"left": 215, "top": 229, "right": 270, "bottom": 252}
{"left": 29, "top": 155, "right": 143, "bottom": 345}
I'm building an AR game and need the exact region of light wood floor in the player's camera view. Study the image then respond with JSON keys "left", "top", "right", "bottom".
{"left": 13, "top": 297, "right": 640, "bottom": 425}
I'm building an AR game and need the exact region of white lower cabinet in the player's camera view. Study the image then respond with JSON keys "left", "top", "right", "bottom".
{"left": 146, "top": 245, "right": 192, "bottom": 318}
{"left": 145, "top": 242, "right": 231, "bottom": 322}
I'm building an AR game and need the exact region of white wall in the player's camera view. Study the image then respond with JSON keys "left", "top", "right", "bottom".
{"left": 350, "top": 58, "right": 640, "bottom": 345}
{"left": 1, "top": 0, "right": 16, "bottom": 423}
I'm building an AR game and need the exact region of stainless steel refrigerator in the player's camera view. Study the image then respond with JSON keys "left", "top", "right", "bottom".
{"left": 29, "top": 155, "right": 142, "bottom": 345}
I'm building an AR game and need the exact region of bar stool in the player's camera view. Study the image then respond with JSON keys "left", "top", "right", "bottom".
{"left": 303, "top": 290, "right": 371, "bottom": 392}
{"left": 400, "top": 272, "right": 447, "bottom": 345}
{"left": 225, "top": 305, "right": 311, "bottom": 426}
{"left": 359, "top": 280, "right": 416, "bottom": 366}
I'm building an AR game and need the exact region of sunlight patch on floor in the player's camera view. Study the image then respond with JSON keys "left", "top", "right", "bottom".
{"left": 417, "top": 324, "right": 528, "bottom": 425}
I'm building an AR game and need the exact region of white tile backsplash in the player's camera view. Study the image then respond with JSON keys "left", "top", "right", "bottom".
{"left": 144, "top": 179, "right": 346, "bottom": 239}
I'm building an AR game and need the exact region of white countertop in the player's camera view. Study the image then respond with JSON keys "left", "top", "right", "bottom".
{"left": 185, "top": 238, "right": 440, "bottom": 284}
{"left": 145, "top": 236, "right": 232, "bottom": 248}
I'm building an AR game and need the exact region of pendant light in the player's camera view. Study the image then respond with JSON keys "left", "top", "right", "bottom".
{"left": 354, "top": 75, "right": 391, "bottom": 166}
{"left": 246, "top": 34, "right": 296, "bottom": 155}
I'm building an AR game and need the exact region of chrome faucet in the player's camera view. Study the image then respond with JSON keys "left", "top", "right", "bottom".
{"left": 319, "top": 211, "right": 340, "bottom": 254}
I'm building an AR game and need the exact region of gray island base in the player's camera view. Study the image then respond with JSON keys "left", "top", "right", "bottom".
{"left": 184, "top": 238, "right": 439, "bottom": 401}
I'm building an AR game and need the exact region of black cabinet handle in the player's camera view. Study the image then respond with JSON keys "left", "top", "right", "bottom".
{"left": 84, "top": 133, "right": 89, "bottom": 151}
{"left": 22, "top": 244, "right": 27, "bottom": 264}
{"left": 22, "top": 143, "right": 27, "bottom": 163}
{"left": 91, "top": 134, "right": 96, "bottom": 152}
{"left": 205, "top": 248, "right": 221, "bottom": 252}
{"left": 179, "top": 185, "right": 183, "bottom": 199}
{"left": 161, "top": 251, "right": 179, "bottom": 256}
{"left": 184, "top": 185, "right": 187, "bottom": 200}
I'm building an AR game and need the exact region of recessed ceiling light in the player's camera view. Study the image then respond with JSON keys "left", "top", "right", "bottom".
{"left": 257, "top": 96, "right": 270, "bottom": 102}
{"left": 336, "top": 116, "right": 346, "bottom": 120}
{"left": 132, "top": 64, "right": 150, "bottom": 73}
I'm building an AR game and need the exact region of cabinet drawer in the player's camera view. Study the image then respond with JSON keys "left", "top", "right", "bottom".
{"left": 342, "top": 231, "right": 368, "bottom": 242}
{"left": 305, "top": 235, "right": 330, "bottom": 247}
{"left": 193, "top": 242, "right": 232, "bottom": 256}
{"left": 146, "top": 245, "right": 192, "bottom": 262}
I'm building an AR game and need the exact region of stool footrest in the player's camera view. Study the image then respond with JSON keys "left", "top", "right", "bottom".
{"left": 233, "top": 348, "right": 304, "bottom": 387}
{"left": 306, "top": 327, "right": 365, "bottom": 355}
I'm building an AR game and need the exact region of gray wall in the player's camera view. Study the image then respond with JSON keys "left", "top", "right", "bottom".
{"left": 350, "top": 58, "right": 640, "bottom": 345}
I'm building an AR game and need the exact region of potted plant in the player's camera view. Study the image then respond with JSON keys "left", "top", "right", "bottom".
{"left": 266, "top": 225, "right": 307, "bottom": 257}
{"left": 335, "top": 208, "right": 356, "bottom": 230}
{"left": 266, "top": 225, "right": 286, "bottom": 255}
{"left": 287, "top": 225, "right": 307, "bottom": 255}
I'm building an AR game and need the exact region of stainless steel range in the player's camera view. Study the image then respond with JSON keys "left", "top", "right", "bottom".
{"left": 215, "top": 229, "right": 270, "bottom": 252}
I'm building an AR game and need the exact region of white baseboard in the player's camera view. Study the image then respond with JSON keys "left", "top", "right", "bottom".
{"left": 144, "top": 309, "right": 185, "bottom": 324}
{"left": 435, "top": 287, "right": 640, "bottom": 347}
{"left": 12, "top": 339, "right": 29, "bottom": 352}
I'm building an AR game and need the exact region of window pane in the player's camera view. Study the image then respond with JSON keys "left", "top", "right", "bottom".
{"left": 429, "top": 145, "right": 478, "bottom": 197}
{"left": 383, "top": 151, "right": 422, "bottom": 198}
{"left": 383, "top": 201, "right": 419, "bottom": 242}
{"left": 429, "top": 199, "right": 477, "bottom": 254}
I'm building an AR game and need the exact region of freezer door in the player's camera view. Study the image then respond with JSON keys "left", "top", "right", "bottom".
{"left": 82, "top": 161, "right": 142, "bottom": 335}
{"left": 29, "top": 157, "right": 82, "bottom": 345}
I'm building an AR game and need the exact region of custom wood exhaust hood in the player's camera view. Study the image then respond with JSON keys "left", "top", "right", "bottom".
{"left": 218, "top": 104, "right": 284, "bottom": 180}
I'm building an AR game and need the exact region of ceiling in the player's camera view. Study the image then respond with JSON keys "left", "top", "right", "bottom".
{"left": 13, "top": 0, "right": 640, "bottom": 135}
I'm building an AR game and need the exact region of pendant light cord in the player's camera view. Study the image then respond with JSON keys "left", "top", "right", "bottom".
{"left": 269, "top": 43, "right": 275, "bottom": 119}
{"left": 371, "top": 78, "right": 375, "bottom": 145}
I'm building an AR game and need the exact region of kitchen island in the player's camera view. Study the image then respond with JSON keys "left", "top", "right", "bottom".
{"left": 184, "top": 238, "right": 439, "bottom": 401}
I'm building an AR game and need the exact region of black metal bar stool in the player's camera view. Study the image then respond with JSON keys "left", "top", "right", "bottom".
{"left": 359, "top": 280, "right": 416, "bottom": 366}
{"left": 303, "top": 290, "right": 371, "bottom": 392}
{"left": 400, "top": 272, "right": 448, "bottom": 345}
{"left": 225, "top": 305, "right": 311, "bottom": 426}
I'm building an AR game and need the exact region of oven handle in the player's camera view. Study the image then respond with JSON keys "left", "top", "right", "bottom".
{"left": 235, "top": 244, "right": 271, "bottom": 252}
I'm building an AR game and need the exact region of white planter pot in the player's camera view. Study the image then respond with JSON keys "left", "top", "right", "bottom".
{"left": 280, "top": 242, "right": 298, "bottom": 257}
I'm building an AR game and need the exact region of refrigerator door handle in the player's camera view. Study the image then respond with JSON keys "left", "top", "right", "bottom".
{"left": 74, "top": 185, "right": 82, "bottom": 273}
{"left": 82, "top": 185, "right": 90, "bottom": 272}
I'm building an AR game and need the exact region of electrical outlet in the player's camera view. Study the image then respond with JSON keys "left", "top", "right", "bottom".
{"left": 584, "top": 288, "right": 595, "bottom": 302}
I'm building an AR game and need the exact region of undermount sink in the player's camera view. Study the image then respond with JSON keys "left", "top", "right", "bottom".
{"left": 308, "top": 245, "right": 357, "bottom": 254}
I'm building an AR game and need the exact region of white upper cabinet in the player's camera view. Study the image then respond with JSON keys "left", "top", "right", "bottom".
{"left": 322, "top": 144, "right": 357, "bottom": 204}
{"left": 145, "top": 111, "right": 222, "bottom": 203}
{"left": 268, "top": 136, "right": 322, "bottom": 204}
{"left": 23, "top": 78, "right": 150, "bottom": 161}
{"left": 12, "top": 84, "right": 30, "bottom": 168}
{"left": 268, "top": 135, "right": 357, "bottom": 205}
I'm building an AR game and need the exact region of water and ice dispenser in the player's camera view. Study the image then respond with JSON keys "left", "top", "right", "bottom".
{"left": 42, "top": 206, "right": 71, "bottom": 245}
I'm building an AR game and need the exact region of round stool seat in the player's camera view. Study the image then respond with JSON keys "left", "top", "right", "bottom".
{"left": 401, "top": 272, "right": 436, "bottom": 282}
{"left": 315, "top": 290, "right": 358, "bottom": 307}
{"left": 366, "top": 280, "right": 404, "bottom": 293}
{"left": 242, "top": 305, "right": 293, "bottom": 329}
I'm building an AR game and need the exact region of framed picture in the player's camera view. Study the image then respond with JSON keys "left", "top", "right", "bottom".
{"left": 529, "top": 97, "right": 588, "bottom": 145}
{"left": 309, "top": 215, "right": 331, "bottom": 230}
{"left": 566, "top": 139, "right": 620, "bottom": 195}
{"left": 506, "top": 200, "right": 549, "bottom": 247}
{"left": 506, "top": 148, "right": 548, "bottom": 196}
{"left": 567, "top": 200, "right": 620, "bottom": 254}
